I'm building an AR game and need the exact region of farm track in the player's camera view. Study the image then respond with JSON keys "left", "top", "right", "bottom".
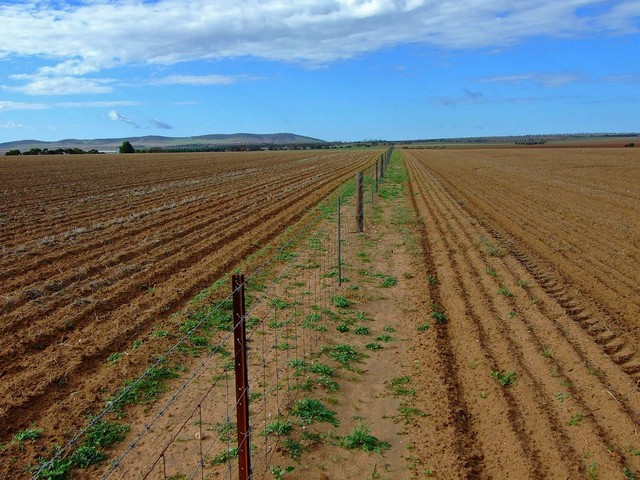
{"left": 404, "top": 149, "right": 640, "bottom": 479}
{"left": 0, "top": 150, "right": 378, "bottom": 459}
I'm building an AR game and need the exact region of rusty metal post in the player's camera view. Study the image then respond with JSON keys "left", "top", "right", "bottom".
{"left": 379, "top": 154, "right": 384, "bottom": 179}
{"left": 375, "top": 158, "right": 379, "bottom": 192}
{"left": 356, "top": 171, "right": 364, "bottom": 233}
{"left": 337, "top": 196, "right": 342, "bottom": 286}
{"left": 232, "top": 274, "right": 252, "bottom": 480}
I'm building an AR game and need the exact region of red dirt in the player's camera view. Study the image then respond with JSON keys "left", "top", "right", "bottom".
{"left": 0, "top": 150, "right": 380, "bottom": 476}
{"left": 403, "top": 148, "right": 640, "bottom": 478}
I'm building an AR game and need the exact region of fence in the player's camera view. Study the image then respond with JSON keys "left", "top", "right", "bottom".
{"left": 30, "top": 148, "right": 393, "bottom": 480}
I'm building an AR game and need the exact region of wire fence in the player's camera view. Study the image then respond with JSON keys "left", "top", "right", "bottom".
{"left": 30, "top": 148, "right": 392, "bottom": 480}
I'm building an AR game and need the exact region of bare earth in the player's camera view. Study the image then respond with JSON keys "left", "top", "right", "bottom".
{"left": 2, "top": 147, "right": 639, "bottom": 479}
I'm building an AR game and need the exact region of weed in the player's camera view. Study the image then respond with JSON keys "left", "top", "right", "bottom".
{"left": 30, "top": 456, "right": 74, "bottom": 480}
{"left": 190, "top": 336, "right": 209, "bottom": 347}
{"left": 336, "top": 323, "right": 350, "bottom": 333}
{"left": 375, "top": 334, "right": 393, "bottom": 342}
{"left": 107, "top": 352, "right": 123, "bottom": 364}
{"left": 485, "top": 267, "right": 497, "bottom": 277}
{"left": 83, "top": 419, "right": 129, "bottom": 448}
{"left": 417, "top": 324, "right": 430, "bottom": 332}
{"left": 271, "top": 465, "right": 295, "bottom": 479}
{"left": 331, "top": 296, "right": 350, "bottom": 309}
{"left": 517, "top": 279, "right": 530, "bottom": 287}
{"left": 292, "top": 399, "right": 338, "bottom": 426}
{"left": 340, "top": 422, "right": 390, "bottom": 453}
{"left": 427, "top": 275, "right": 439, "bottom": 286}
{"left": 431, "top": 311, "right": 447, "bottom": 323}
{"left": 624, "top": 467, "right": 639, "bottom": 480}
{"left": 479, "top": 391, "right": 488, "bottom": 399}
{"left": 496, "top": 286, "right": 514, "bottom": 298}
{"left": 211, "top": 447, "right": 239, "bottom": 465}
{"left": 490, "top": 370, "right": 517, "bottom": 387}
{"left": 508, "top": 310, "right": 517, "bottom": 319}
{"left": 383, "top": 326, "right": 395, "bottom": 332}
{"left": 380, "top": 276, "right": 398, "bottom": 288}
{"left": 355, "top": 326, "right": 370, "bottom": 336}
{"left": 315, "top": 376, "right": 340, "bottom": 392}
{"left": 386, "top": 376, "right": 415, "bottom": 396}
{"left": 151, "top": 328, "right": 169, "bottom": 338}
{"left": 567, "top": 414, "right": 584, "bottom": 426}
{"left": 365, "top": 343, "right": 382, "bottom": 351}
{"left": 263, "top": 419, "right": 292, "bottom": 437}
{"left": 109, "top": 364, "right": 178, "bottom": 413}
{"left": 480, "top": 236, "right": 506, "bottom": 257}
{"left": 71, "top": 445, "right": 106, "bottom": 468}
{"left": 324, "top": 344, "right": 364, "bottom": 367}
{"left": 396, "top": 403, "right": 429, "bottom": 423}
{"left": 213, "top": 420, "right": 236, "bottom": 442}
{"left": 14, "top": 427, "right": 43, "bottom": 443}
{"left": 356, "top": 311, "right": 369, "bottom": 321}
{"left": 630, "top": 448, "right": 640, "bottom": 456}
{"left": 554, "top": 392, "right": 571, "bottom": 402}
{"left": 541, "top": 348, "right": 552, "bottom": 358}
{"left": 283, "top": 437, "right": 306, "bottom": 460}
{"left": 308, "top": 363, "right": 334, "bottom": 376}
{"left": 269, "top": 298, "right": 290, "bottom": 310}
{"left": 273, "top": 342, "right": 293, "bottom": 351}
{"left": 587, "top": 461, "right": 598, "bottom": 480}
{"left": 357, "top": 251, "right": 371, "bottom": 263}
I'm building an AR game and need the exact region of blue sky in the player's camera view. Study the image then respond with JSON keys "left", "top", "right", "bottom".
{"left": 1, "top": 1, "right": 639, "bottom": 143}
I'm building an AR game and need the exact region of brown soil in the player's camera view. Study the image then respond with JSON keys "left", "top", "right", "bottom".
{"left": 0, "top": 150, "right": 381, "bottom": 477}
{"left": 403, "top": 148, "right": 640, "bottom": 478}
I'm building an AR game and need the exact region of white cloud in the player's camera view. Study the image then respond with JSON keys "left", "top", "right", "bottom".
{"left": 1, "top": 120, "right": 23, "bottom": 129}
{"left": 108, "top": 110, "right": 139, "bottom": 128}
{"left": 154, "top": 74, "right": 245, "bottom": 86}
{"left": 8, "top": 75, "right": 114, "bottom": 95}
{"left": 1, "top": 1, "right": 638, "bottom": 76}
{"left": 0, "top": 101, "right": 48, "bottom": 110}
{"left": 482, "top": 72, "right": 584, "bottom": 87}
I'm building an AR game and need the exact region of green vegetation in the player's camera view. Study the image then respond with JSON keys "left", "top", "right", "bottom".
{"left": 567, "top": 413, "right": 584, "bottom": 427}
{"left": 380, "top": 276, "right": 398, "bottom": 288}
{"left": 375, "top": 334, "right": 393, "bottom": 342}
{"left": 354, "top": 325, "right": 370, "bottom": 335}
{"left": 271, "top": 465, "right": 295, "bottom": 479}
{"left": 496, "top": 286, "right": 514, "bottom": 298}
{"left": 340, "top": 422, "right": 390, "bottom": 453}
{"left": 292, "top": 399, "right": 339, "bottom": 426}
{"left": 365, "top": 342, "right": 382, "bottom": 350}
{"left": 386, "top": 376, "right": 415, "bottom": 397}
{"left": 211, "top": 447, "right": 239, "bottom": 465}
{"left": 263, "top": 419, "right": 292, "bottom": 437}
{"left": 323, "top": 344, "right": 364, "bottom": 368}
{"left": 14, "top": 427, "right": 43, "bottom": 443}
{"left": 109, "top": 364, "right": 179, "bottom": 413}
{"left": 331, "top": 296, "right": 351, "bottom": 309}
{"left": 490, "top": 370, "right": 517, "bottom": 387}
{"left": 417, "top": 323, "right": 430, "bottom": 332}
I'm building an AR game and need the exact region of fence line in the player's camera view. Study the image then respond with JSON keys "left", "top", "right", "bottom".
{"left": 31, "top": 150, "right": 393, "bottom": 480}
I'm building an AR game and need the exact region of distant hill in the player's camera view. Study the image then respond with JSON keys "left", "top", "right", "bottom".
{"left": 0, "top": 132, "right": 326, "bottom": 153}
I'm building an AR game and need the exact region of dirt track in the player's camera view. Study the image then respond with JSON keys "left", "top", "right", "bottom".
{"left": 0, "top": 150, "right": 379, "bottom": 475}
{"left": 403, "top": 148, "right": 640, "bottom": 478}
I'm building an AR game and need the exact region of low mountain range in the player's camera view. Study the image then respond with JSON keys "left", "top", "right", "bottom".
{"left": 0, "top": 132, "right": 325, "bottom": 153}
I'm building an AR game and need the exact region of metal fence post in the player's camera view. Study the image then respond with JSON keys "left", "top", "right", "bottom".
{"left": 337, "top": 196, "right": 342, "bottom": 286}
{"left": 356, "top": 171, "right": 364, "bottom": 233}
{"left": 232, "top": 274, "right": 252, "bottom": 480}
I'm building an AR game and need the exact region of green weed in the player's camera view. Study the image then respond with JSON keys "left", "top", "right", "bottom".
{"left": 490, "top": 370, "right": 517, "bottom": 387}
{"left": 340, "top": 422, "right": 390, "bottom": 453}
{"left": 292, "top": 399, "right": 338, "bottom": 426}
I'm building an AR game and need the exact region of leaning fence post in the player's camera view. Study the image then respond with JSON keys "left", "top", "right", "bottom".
{"left": 356, "top": 171, "right": 364, "bottom": 233}
{"left": 232, "top": 274, "right": 252, "bottom": 480}
{"left": 337, "top": 196, "right": 342, "bottom": 286}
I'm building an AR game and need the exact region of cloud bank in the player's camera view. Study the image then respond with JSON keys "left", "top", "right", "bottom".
{"left": 1, "top": 1, "right": 639, "bottom": 95}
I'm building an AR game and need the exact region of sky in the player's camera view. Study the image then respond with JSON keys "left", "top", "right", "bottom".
{"left": 1, "top": 0, "right": 639, "bottom": 143}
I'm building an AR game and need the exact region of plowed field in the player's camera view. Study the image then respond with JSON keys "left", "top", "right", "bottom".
{"left": 403, "top": 148, "right": 640, "bottom": 478}
{"left": 0, "top": 150, "right": 379, "bottom": 470}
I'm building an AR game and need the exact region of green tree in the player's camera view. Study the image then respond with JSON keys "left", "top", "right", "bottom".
{"left": 119, "top": 141, "right": 135, "bottom": 153}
